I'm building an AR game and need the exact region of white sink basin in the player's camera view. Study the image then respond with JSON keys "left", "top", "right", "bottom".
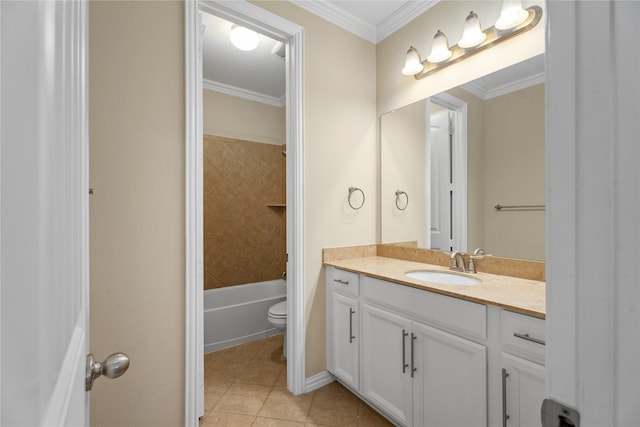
{"left": 405, "top": 270, "right": 482, "bottom": 286}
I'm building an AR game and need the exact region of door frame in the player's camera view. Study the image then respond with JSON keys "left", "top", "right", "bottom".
{"left": 427, "top": 93, "right": 468, "bottom": 252}
{"left": 185, "top": 0, "right": 305, "bottom": 424}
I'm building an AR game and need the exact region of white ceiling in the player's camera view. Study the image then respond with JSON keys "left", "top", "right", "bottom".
{"left": 201, "top": 12, "right": 286, "bottom": 106}
{"left": 202, "top": 1, "right": 432, "bottom": 105}
{"left": 461, "top": 53, "right": 545, "bottom": 100}
{"left": 202, "top": 1, "right": 545, "bottom": 106}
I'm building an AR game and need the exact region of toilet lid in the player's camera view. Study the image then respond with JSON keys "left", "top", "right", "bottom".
{"left": 268, "top": 301, "right": 287, "bottom": 317}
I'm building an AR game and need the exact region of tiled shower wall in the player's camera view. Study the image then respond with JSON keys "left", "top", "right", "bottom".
{"left": 204, "top": 135, "right": 286, "bottom": 290}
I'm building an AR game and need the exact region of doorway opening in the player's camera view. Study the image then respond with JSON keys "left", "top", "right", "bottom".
{"left": 185, "top": 1, "right": 305, "bottom": 424}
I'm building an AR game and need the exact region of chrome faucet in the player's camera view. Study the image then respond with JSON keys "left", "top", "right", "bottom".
{"left": 450, "top": 251, "right": 466, "bottom": 272}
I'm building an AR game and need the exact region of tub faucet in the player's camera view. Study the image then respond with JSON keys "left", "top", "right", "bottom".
{"left": 450, "top": 251, "right": 467, "bottom": 272}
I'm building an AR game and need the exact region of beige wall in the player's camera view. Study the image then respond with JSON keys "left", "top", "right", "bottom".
{"left": 376, "top": 0, "right": 545, "bottom": 115}
{"left": 484, "top": 83, "right": 545, "bottom": 260}
{"left": 203, "top": 89, "right": 286, "bottom": 145}
{"left": 379, "top": 88, "right": 486, "bottom": 252}
{"left": 89, "top": 1, "right": 184, "bottom": 426}
{"left": 380, "top": 101, "right": 427, "bottom": 246}
{"left": 253, "top": 1, "right": 377, "bottom": 377}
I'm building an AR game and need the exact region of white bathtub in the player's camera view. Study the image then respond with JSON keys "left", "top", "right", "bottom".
{"left": 204, "top": 279, "right": 286, "bottom": 353}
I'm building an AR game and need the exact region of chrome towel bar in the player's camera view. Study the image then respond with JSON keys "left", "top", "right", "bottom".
{"left": 494, "top": 204, "right": 545, "bottom": 211}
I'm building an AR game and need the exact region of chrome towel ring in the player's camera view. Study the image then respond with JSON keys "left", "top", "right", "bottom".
{"left": 348, "top": 187, "right": 365, "bottom": 210}
{"left": 395, "top": 190, "right": 409, "bottom": 211}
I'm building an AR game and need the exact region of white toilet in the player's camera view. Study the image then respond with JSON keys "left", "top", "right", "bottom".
{"left": 267, "top": 300, "right": 287, "bottom": 358}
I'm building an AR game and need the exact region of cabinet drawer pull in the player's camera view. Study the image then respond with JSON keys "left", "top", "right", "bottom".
{"left": 349, "top": 308, "right": 356, "bottom": 343}
{"left": 334, "top": 278, "right": 349, "bottom": 285}
{"left": 513, "top": 332, "right": 545, "bottom": 345}
{"left": 402, "top": 329, "right": 409, "bottom": 373}
{"left": 502, "top": 368, "right": 510, "bottom": 427}
{"left": 410, "top": 333, "right": 417, "bottom": 378}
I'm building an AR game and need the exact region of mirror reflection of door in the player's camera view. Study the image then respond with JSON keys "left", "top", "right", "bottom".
{"left": 427, "top": 94, "right": 467, "bottom": 253}
{"left": 429, "top": 110, "right": 453, "bottom": 251}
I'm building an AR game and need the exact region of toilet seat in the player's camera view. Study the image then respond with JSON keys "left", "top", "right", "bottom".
{"left": 268, "top": 301, "right": 287, "bottom": 318}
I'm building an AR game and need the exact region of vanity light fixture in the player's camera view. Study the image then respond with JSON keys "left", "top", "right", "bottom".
{"left": 495, "top": 0, "right": 529, "bottom": 31}
{"left": 426, "top": 30, "right": 452, "bottom": 63}
{"left": 401, "top": 46, "right": 424, "bottom": 76}
{"left": 230, "top": 24, "right": 259, "bottom": 51}
{"left": 458, "top": 11, "right": 486, "bottom": 49}
{"left": 401, "top": 2, "right": 542, "bottom": 80}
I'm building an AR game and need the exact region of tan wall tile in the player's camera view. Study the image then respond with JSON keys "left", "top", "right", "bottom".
{"left": 204, "top": 135, "right": 285, "bottom": 289}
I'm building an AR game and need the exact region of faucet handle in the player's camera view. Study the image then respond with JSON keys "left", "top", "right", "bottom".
{"left": 450, "top": 256, "right": 458, "bottom": 270}
{"left": 468, "top": 257, "right": 477, "bottom": 273}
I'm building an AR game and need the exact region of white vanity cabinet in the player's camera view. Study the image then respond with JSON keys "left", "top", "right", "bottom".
{"left": 500, "top": 311, "right": 546, "bottom": 427}
{"left": 326, "top": 265, "right": 544, "bottom": 427}
{"left": 361, "top": 276, "right": 488, "bottom": 427}
{"left": 326, "top": 267, "right": 360, "bottom": 390}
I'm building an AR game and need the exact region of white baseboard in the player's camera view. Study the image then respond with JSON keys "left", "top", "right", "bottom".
{"left": 304, "top": 370, "right": 335, "bottom": 393}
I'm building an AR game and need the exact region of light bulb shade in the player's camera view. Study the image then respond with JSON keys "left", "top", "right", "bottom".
{"left": 230, "top": 25, "right": 259, "bottom": 51}
{"left": 495, "top": 0, "right": 529, "bottom": 31}
{"left": 458, "top": 11, "right": 487, "bottom": 49}
{"left": 401, "top": 46, "right": 424, "bottom": 75}
{"left": 427, "top": 30, "right": 452, "bottom": 63}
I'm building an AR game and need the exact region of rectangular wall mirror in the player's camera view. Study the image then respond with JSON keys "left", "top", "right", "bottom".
{"left": 380, "top": 54, "right": 545, "bottom": 261}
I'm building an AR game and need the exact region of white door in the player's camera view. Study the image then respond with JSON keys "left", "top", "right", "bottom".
{"left": 1, "top": 1, "right": 90, "bottom": 424}
{"left": 361, "top": 304, "right": 413, "bottom": 426}
{"left": 502, "top": 353, "right": 545, "bottom": 427}
{"left": 412, "top": 321, "right": 486, "bottom": 427}
{"left": 429, "top": 110, "right": 452, "bottom": 251}
{"left": 545, "top": 1, "right": 640, "bottom": 425}
{"left": 331, "top": 293, "right": 359, "bottom": 389}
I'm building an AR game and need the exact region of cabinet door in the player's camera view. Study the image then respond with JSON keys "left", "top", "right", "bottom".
{"left": 362, "top": 304, "right": 413, "bottom": 426}
{"left": 331, "top": 293, "right": 359, "bottom": 389}
{"left": 412, "top": 321, "right": 487, "bottom": 427}
{"left": 502, "top": 353, "right": 545, "bottom": 427}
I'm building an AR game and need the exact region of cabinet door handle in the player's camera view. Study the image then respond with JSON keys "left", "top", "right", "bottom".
{"left": 502, "top": 368, "right": 510, "bottom": 427}
{"left": 349, "top": 308, "right": 355, "bottom": 343}
{"left": 410, "top": 333, "right": 417, "bottom": 378}
{"left": 402, "top": 329, "right": 409, "bottom": 373}
{"left": 513, "top": 332, "right": 545, "bottom": 345}
{"left": 334, "top": 278, "right": 349, "bottom": 285}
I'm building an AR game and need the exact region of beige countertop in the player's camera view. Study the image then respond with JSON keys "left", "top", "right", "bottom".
{"left": 325, "top": 256, "right": 545, "bottom": 319}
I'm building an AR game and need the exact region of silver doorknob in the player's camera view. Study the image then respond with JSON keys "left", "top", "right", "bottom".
{"left": 86, "top": 352, "right": 130, "bottom": 391}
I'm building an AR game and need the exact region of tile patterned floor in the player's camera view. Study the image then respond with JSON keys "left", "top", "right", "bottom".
{"left": 202, "top": 335, "right": 394, "bottom": 426}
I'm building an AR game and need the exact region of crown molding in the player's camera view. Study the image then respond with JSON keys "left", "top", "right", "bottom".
{"left": 376, "top": 0, "right": 440, "bottom": 43}
{"left": 203, "top": 79, "right": 286, "bottom": 107}
{"left": 290, "top": 0, "right": 376, "bottom": 43}
{"left": 289, "top": 0, "right": 440, "bottom": 44}
{"left": 462, "top": 72, "right": 545, "bottom": 100}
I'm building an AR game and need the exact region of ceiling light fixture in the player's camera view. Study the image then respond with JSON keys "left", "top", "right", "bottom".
{"left": 230, "top": 24, "right": 259, "bottom": 51}
{"left": 401, "top": 2, "right": 542, "bottom": 80}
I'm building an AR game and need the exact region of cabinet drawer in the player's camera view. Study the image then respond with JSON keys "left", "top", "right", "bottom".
{"left": 362, "top": 276, "right": 486, "bottom": 341}
{"left": 329, "top": 267, "right": 359, "bottom": 297}
{"left": 501, "top": 310, "right": 545, "bottom": 364}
